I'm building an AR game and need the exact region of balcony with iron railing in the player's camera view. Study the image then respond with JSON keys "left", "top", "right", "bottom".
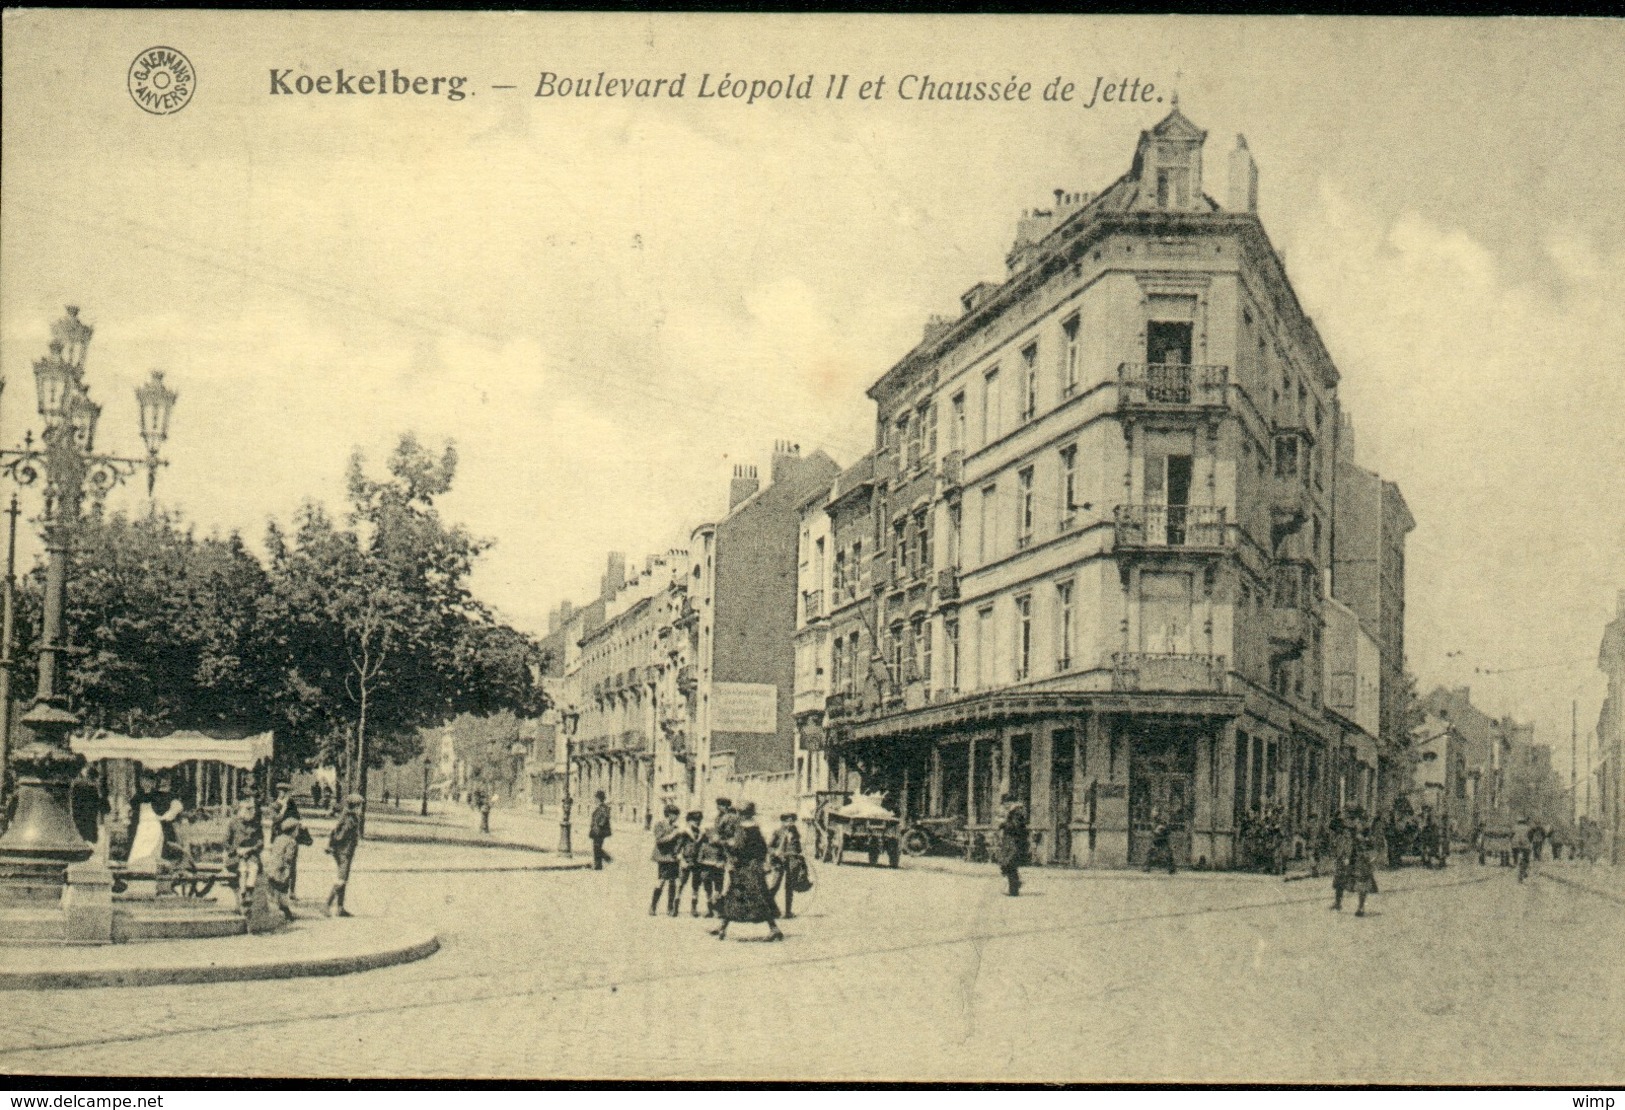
{"left": 1118, "top": 362, "right": 1229, "bottom": 413}
{"left": 802, "top": 589, "right": 825, "bottom": 621}
{"left": 938, "top": 450, "right": 963, "bottom": 491}
{"left": 676, "top": 664, "right": 698, "bottom": 696}
{"left": 1114, "top": 504, "right": 1231, "bottom": 552}
{"left": 1111, "top": 652, "right": 1229, "bottom": 694}
{"left": 936, "top": 566, "right": 960, "bottom": 603}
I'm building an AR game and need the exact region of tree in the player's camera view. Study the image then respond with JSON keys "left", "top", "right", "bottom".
{"left": 12, "top": 510, "right": 280, "bottom": 738}
{"left": 262, "top": 434, "right": 547, "bottom": 797}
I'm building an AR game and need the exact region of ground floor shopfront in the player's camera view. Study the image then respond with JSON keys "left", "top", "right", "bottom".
{"left": 824, "top": 687, "right": 1370, "bottom": 870}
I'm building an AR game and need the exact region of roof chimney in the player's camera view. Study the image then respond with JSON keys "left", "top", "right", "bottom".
{"left": 1228, "top": 134, "right": 1258, "bottom": 214}
{"left": 771, "top": 440, "right": 802, "bottom": 485}
{"left": 729, "top": 463, "right": 760, "bottom": 510}
{"left": 601, "top": 552, "right": 627, "bottom": 601}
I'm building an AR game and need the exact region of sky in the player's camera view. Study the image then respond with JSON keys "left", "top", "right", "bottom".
{"left": 3, "top": 13, "right": 1622, "bottom": 783}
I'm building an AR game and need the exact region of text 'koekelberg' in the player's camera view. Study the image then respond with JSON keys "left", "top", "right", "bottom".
{"left": 270, "top": 69, "right": 468, "bottom": 100}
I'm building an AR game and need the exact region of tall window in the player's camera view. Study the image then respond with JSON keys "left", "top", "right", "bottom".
{"left": 907, "top": 617, "right": 923, "bottom": 682}
{"left": 875, "top": 490, "right": 887, "bottom": 550}
{"left": 1016, "top": 466, "right": 1035, "bottom": 549}
{"left": 915, "top": 508, "right": 932, "bottom": 574}
{"left": 982, "top": 367, "right": 1001, "bottom": 445}
{"left": 945, "top": 618, "right": 959, "bottom": 692}
{"left": 1021, "top": 342, "right": 1039, "bottom": 421}
{"left": 851, "top": 540, "right": 863, "bottom": 597}
{"left": 921, "top": 620, "right": 934, "bottom": 695}
{"left": 976, "top": 605, "right": 995, "bottom": 689}
{"left": 950, "top": 392, "right": 966, "bottom": 452}
{"left": 1056, "top": 579, "right": 1075, "bottom": 671}
{"left": 892, "top": 518, "right": 906, "bottom": 580}
{"left": 831, "top": 633, "right": 844, "bottom": 692}
{"left": 908, "top": 411, "right": 925, "bottom": 472}
{"left": 833, "top": 549, "right": 846, "bottom": 596}
{"left": 889, "top": 622, "right": 904, "bottom": 692}
{"left": 978, "top": 484, "right": 997, "bottom": 564}
{"left": 1014, "top": 593, "right": 1033, "bottom": 681}
{"left": 947, "top": 503, "right": 961, "bottom": 568}
{"left": 898, "top": 413, "right": 913, "bottom": 471}
{"left": 1059, "top": 445, "right": 1079, "bottom": 528}
{"left": 813, "top": 537, "right": 825, "bottom": 593}
{"left": 923, "top": 402, "right": 937, "bottom": 462}
{"left": 846, "top": 631, "right": 861, "bottom": 694}
{"left": 1062, "top": 314, "right": 1081, "bottom": 396}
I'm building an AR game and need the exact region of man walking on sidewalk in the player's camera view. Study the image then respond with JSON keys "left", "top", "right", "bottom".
{"left": 325, "top": 793, "right": 364, "bottom": 917}
{"left": 589, "top": 790, "right": 613, "bottom": 869}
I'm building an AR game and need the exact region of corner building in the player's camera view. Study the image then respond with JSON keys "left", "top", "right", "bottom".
{"left": 817, "top": 108, "right": 1387, "bottom": 869}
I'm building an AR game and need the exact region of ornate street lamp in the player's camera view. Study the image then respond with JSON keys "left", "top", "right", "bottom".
{"left": 558, "top": 706, "right": 580, "bottom": 857}
{"left": 0, "top": 307, "right": 176, "bottom": 893}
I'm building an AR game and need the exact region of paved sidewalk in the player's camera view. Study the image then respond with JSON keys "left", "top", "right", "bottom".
{"left": 0, "top": 914, "right": 439, "bottom": 991}
{"left": 305, "top": 805, "right": 572, "bottom": 855}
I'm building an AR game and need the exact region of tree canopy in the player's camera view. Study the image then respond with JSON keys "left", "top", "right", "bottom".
{"left": 14, "top": 433, "right": 547, "bottom": 789}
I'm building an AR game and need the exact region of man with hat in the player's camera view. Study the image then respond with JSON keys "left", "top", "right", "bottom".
{"left": 325, "top": 793, "right": 365, "bottom": 917}
{"left": 649, "top": 803, "right": 687, "bottom": 916}
{"left": 588, "top": 790, "right": 613, "bottom": 869}
{"left": 767, "top": 811, "right": 809, "bottom": 919}
{"left": 995, "top": 794, "right": 1028, "bottom": 897}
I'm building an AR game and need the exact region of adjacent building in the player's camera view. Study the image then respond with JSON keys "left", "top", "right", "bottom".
{"left": 791, "top": 107, "right": 1412, "bottom": 869}
{"left": 1596, "top": 589, "right": 1624, "bottom": 864}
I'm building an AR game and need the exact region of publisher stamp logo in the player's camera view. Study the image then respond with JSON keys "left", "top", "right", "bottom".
{"left": 128, "top": 47, "right": 195, "bottom": 115}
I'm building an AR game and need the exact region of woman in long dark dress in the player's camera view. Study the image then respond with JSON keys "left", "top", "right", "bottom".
{"left": 1333, "top": 811, "right": 1378, "bottom": 916}
{"left": 712, "top": 802, "right": 784, "bottom": 942}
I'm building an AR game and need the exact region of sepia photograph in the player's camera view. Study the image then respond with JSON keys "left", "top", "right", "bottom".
{"left": 0, "top": 10, "right": 1621, "bottom": 1088}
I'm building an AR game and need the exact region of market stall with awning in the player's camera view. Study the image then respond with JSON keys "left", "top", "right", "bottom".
{"left": 71, "top": 729, "right": 275, "bottom": 819}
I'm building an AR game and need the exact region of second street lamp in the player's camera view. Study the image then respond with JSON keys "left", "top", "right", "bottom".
{"left": 0, "top": 307, "right": 176, "bottom": 896}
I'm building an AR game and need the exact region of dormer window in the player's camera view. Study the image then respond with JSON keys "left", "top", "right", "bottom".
{"left": 1156, "top": 168, "right": 1189, "bottom": 208}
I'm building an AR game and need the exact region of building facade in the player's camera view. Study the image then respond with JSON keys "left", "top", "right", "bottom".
{"left": 797, "top": 108, "right": 1412, "bottom": 869}
{"left": 1594, "top": 589, "right": 1623, "bottom": 864}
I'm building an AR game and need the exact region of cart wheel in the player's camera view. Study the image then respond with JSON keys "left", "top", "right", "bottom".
{"left": 901, "top": 827, "right": 930, "bottom": 856}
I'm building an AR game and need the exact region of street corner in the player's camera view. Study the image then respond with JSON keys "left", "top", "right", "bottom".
{"left": 0, "top": 912, "right": 440, "bottom": 991}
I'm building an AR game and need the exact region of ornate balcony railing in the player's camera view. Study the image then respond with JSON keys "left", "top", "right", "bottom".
{"left": 1118, "top": 362, "right": 1229, "bottom": 411}
{"left": 1112, "top": 652, "right": 1228, "bottom": 694}
{"left": 1114, "top": 504, "right": 1230, "bottom": 550}
{"left": 794, "top": 686, "right": 828, "bottom": 716}
{"left": 803, "top": 589, "right": 825, "bottom": 621}
{"left": 676, "top": 664, "right": 697, "bottom": 696}
{"left": 938, "top": 450, "right": 963, "bottom": 491}
{"left": 936, "top": 567, "right": 960, "bottom": 602}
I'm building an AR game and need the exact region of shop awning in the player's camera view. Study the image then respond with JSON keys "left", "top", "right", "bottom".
{"left": 70, "top": 730, "right": 274, "bottom": 771}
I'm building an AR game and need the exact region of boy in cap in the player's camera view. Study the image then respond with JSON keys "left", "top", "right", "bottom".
{"left": 224, "top": 797, "right": 264, "bottom": 914}
{"left": 272, "top": 782, "right": 303, "bottom": 899}
{"left": 695, "top": 801, "right": 731, "bottom": 917}
{"left": 767, "top": 812, "right": 808, "bottom": 919}
{"left": 325, "top": 793, "right": 365, "bottom": 917}
{"left": 266, "top": 815, "right": 312, "bottom": 921}
{"left": 677, "top": 809, "right": 706, "bottom": 916}
{"left": 649, "top": 803, "right": 687, "bottom": 916}
{"left": 589, "top": 790, "right": 613, "bottom": 868}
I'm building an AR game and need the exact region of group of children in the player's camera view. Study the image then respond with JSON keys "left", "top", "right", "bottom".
{"left": 647, "top": 798, "right": 811, "bottom": 941}
{"left": 223, "top": 785, "right": 365, "bottom": 922}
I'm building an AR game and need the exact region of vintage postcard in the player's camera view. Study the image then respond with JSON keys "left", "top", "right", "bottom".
{"left": 0, "top": 10, "right": 1621, "bottom": 1089}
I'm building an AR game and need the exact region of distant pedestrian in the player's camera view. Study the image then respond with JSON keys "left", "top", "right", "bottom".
{"left": 225, "top": 798, "right": 264, "bottom": 914}
{"left": 995, "top": 794, "right": 1028, "bottom": 897}
{"left": 676, "top": 809, "right": 706, "bottom": 916}
{"left": 1146, "top": 809, "right": 1176, "bottom": 876}
{"left": 478, "top": 789, "right": 492, "bottom": 835}
{"left": 589, "top": 790, "right": 613, "bottom": 868}
{"left": 325, "top": 794, "right": 364, "bottom": 918}
{"left": 1332, "top": 813, "right": 1378, "bottom": 916}
{"left": 1512, "top": 817, "right": 1533, "bottom": 881}
{"left": 1529, "top": 822, "right": 1547, "bottom": 862}
{"left": 712, "top": 802, "right": 784, "bottom": 942}
{"left": 767, "top": 812, "right": 809, "bottom": 919}
{"left": 266, "top": 816, "right": 312, "bottom": 921}
{"left": 650, "top": 803, "right": 686, "bottom": 916}
{"left": 1548, "top": 825, "right": 1566, "bottom": 862}
{"left": 695, "top": 804, "right": 729, "bottom": 916}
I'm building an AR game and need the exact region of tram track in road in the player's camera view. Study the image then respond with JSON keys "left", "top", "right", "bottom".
{"left": 0, "top": 869, "right": 1497, "bottom": 1066}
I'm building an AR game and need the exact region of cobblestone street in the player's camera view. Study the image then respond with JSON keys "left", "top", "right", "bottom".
{"left": 2, "top": 816, "right": 1620, "bottom": 1085}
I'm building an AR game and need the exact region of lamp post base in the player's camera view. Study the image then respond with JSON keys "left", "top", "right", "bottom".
{"left": 0, "top": 740, "right": 92, "bottom": 905}
{"left": 558, "top": 820, "right": 572, "bottom": 858}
